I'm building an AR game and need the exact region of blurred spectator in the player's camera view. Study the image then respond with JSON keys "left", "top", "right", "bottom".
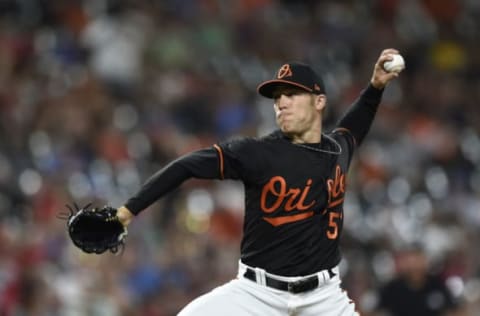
{"left": 374, "top": 244, "right": 462, "bottom": 316}
{"left": 0, "top": 0, "right": 479, "bottom": 315}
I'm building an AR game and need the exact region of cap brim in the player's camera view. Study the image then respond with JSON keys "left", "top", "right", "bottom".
{"left": 257, "top": 79, "right": 314, "bottom": 98}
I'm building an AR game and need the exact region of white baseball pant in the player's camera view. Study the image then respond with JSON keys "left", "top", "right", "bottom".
{"left": 178, "top": 261, "right": 360, "bottom": 316}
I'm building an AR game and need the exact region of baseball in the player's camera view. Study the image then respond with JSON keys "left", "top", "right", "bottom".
{"left": 383, "top": 54, "right": 405, "bottom": 73}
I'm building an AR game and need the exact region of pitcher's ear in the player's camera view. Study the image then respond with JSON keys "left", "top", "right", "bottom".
{"left": 315, "top": 94, "right": 327, "bottom": 111}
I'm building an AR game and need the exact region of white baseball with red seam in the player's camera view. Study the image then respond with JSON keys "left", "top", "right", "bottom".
{"left": 383, "top": 54, "right": 405, "bottom": 73}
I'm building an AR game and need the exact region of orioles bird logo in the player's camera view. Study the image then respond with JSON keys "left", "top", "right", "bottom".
{"left": 277, "top": 64, "right": 293, "bottom": 79}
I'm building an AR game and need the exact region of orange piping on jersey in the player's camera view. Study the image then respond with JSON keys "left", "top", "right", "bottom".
{"left": 213, "top": 144, "right": 224, "bottom": 180}
{"left": 263, "top": 211, "right": 314, "bottom": 226}
{"left": 333, "top": 127, "right": 356, "bottom": 147}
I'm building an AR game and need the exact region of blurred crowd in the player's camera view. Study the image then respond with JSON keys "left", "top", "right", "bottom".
{"left": 0, "top": 0, "right": 480, "bottom": 315}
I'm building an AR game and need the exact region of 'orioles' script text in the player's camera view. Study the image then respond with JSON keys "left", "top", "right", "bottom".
{"left": 260, "top": 176, "right": 316, "bottom": 226}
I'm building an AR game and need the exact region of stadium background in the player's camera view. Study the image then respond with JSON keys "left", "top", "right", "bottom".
{"left": 0, "top": 0, "right": 479, "bottom": 315}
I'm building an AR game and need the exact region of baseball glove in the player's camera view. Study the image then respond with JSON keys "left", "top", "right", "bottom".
{"left": 59, "top": 203, "right": 127, "bottom": 254}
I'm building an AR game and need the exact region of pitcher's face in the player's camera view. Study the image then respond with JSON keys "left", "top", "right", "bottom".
{"left": 273, "top": 86, "right": 325, "bottom": 137}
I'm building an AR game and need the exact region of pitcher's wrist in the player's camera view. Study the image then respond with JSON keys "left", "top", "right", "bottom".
{"left": 117, "top": 206, "right": 134, "bottom": 227}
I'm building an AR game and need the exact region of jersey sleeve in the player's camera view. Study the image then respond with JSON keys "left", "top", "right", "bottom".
{"left": 124, "top": 148, "right": 220, "bottom": 215}
{"left": 335, "top": 83, "right": 384, "bottom": 146}
{"left": 331, "top": 128, "right": 356, "bottom": 167}
{"left": 214, "top": 137, "right": 260, "bottom": 182}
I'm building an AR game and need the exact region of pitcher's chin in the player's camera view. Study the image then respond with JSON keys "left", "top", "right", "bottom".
{"left": 279, "top": 124, "right": 295, "bottom": 136}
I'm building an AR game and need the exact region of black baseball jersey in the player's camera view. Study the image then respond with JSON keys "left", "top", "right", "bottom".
{"left": 125, "top": 84, "right": 384, "bottom": 277}
{"left": 216, "top": 129, "right": 354, "bottom": 276}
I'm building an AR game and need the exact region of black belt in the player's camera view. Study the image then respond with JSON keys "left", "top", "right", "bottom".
{"left": 243, "top": 267, "right": 336, "bottom": 294}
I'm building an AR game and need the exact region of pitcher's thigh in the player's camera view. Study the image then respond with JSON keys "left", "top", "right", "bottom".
{"left": 177, "top": 279, "right": 286, "bottom": 316}
{"left": 299, "top": 279, "right": 360, "bottom": 316}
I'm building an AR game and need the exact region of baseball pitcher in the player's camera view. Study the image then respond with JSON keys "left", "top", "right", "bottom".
{"left": 64, "top": 49, "right": 402, "bottom": 315}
